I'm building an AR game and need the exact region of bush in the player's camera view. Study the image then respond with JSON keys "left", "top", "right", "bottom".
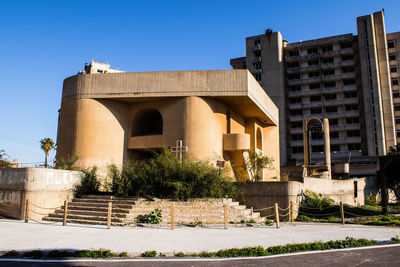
{"left": 175, "top": 252, "right": 185, "bottom": 257}
{"left": 23, "top": 250, "right": 43, "bottom": 259}
{"left": 73, "top": 167, "right": 100, "bottom": 197}
{"left": 296, "top": 215, "right": 312, "bottom": 222}
{"left": 56, "top": 155, "right": 79, "bottom": 171}
{"left": 73, "top": 249, "right": 118, "bottom": 258}
{"left": 136, "top": 208, "right": 162, "bottom": 224}
{"left": 141, "top": 251, "right": 157, "bottom": 257}
{"left": 47, "top": 250, "right": 73, "bottom": 258}
{"left": 1, "top": 250, "right": 19, "bottom": 257}
{"left": 108, "top": 149, "right": 237, "bottom": 200}
{"left": 302, "top": 190, "right": 334, "bottom": 209}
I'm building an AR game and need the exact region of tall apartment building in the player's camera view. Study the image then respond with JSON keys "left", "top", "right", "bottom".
{"left": 231, "top": 11, "right": 400, "bottom": 177}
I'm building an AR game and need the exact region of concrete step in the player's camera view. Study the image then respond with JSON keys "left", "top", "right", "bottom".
{"left": 54, "top": 209, "right": 129, "bottom": 218}
{"left": 67, "top": 202, "right": 134, "bottom": 209}
{"left": 61, "top": 206, "right": 132, "bottom": 213}
{"left": 46, "top": 213, "right": 125, "bottom": 223}
{"left": 73, "top": 198, "right": 136, "bottom": 205}
{"left": 43, "top": 216, "right": 125, "bottom": 226}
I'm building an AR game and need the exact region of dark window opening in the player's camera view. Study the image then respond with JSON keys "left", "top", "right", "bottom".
{"left": 389, "top": 53, "right": 397, "bottom": 61}
{"left": 330, "top": 119, "right": 338, "bottom": 125}
{"left": 341, "top": 54, "right": 354, "bottom": 61}
{"left": 348, "top": 143, "right": 361, "bottom": 151}
{"left": 392, "top": 78, "right": 399, "bottom": 86}
{"left": 290, "top": 85, "right": 302, "bottom": 91}
{"left": 331, "top": 144, "right": 340, "bottom": 152}
{"left": 291, "top": 121, "right": 303, "bottom": 128}
{"left": 347, "top": 130, "right": 360, "bottom": 137}
{"left": 289, "top": 97, "right": 302, "bottom": 104}
{"left": 289, "top": 50, "right": 299, "bottom": 57}
{"left": 292, "top": 146, "right": 304, "bottom": 154}
{"left": 388, "top": 40, "right": 395, "bottom": 49}
{"left": 330, "top": 131, "right": 339, "bottom": 139}
{"left": 310, "top": 95, "right": 321, "bottom": 102}
{"left": 309, "top": 83, "right": 321, "bottom": 89}
{"left": 343, "top": 79, "right": 356, "bottom": 85}
{"left": 346, "top": 117, "right": 359, "bottom": 124}
{"left": 307, "top": 47, "right": 318, "bottom": 54}
{"left": 323, "top": 69, "right": 335, "bottom": 76}
{"left": 322, "top": 57, "right": 334, "bottom": 64}
{"left": 323, "top": 81, "right": 336, "bottom": 88}
{"left": 308, "top": 60, "right": 319, "bottom": 65}
{"left": 324, "top": 94, "right": 337, "bottom": 101}
{"left": 312, "top": 145, "right": 324, "bottom": 153}
{"left": 325, "top": 106, "right": 337, "bottom": 113}
{"left": 344, "top": 91, "right": 357, "bottom": 98}
{"left": 310, "top": 108, "right": 322, "bottom": 114}
{"left": 309, "top": 71, "right": 320, "bottom": 77}
{"left": 131, "top": 109, "right": 163, "bottom": 137}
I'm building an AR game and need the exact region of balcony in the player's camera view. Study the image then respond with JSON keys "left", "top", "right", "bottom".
{"left": 253, "top": 56, "right": 262, "bottom": 63}
{"left": 253, "top": 44, "right": 261, "bottom": 51}
{"left": 223, "top": 133, "right": 250, "bottom": 151}
{"left": 128, "top": 135, "right": 164, "bottom": 149}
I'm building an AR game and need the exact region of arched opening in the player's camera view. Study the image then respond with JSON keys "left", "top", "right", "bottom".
{"left": 131, "top": 109, "right": 163, "bottom": 137}
{"left": 256, "top": 128, "right": 262, "bottom": 151}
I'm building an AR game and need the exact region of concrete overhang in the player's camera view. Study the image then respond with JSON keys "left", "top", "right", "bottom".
{"left": 62, "top": 69, "right": 279, "bottom": 126}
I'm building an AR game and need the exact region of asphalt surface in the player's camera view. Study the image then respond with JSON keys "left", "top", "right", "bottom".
{"left": 0, "top": 244, "right": 399, "bottom": 266}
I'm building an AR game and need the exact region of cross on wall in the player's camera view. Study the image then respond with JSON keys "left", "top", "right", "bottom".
{"left": 171, "top": 140, "right": 188, "bottom": 162}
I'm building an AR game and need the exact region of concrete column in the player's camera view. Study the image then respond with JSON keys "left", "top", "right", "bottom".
{"left": 302, "top": 119, "right": 309, "bottom": 166}
{"left": 323, "top": 118, "right": 331, "bottom": 179}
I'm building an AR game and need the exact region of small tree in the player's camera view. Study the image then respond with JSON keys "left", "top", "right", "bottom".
{"left": 243, "top": 151, "right": 274, "bottom": 182}
{"left": 0, "top": 149, "right": 12, "bottom": 168}
{"left": 40, "top": 138, "right": 55, "bottom": 168}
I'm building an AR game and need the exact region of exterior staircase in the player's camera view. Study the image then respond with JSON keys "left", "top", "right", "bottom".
{"left": 43, "top": 195, "right": 262, "bottom": 226}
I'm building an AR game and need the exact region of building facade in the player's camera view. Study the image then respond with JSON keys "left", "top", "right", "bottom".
{"left": 231, "top": 11, "right": 399, "bottom": 177}
{"left": 56, "top": 65, "right": 280, "bottom": 181}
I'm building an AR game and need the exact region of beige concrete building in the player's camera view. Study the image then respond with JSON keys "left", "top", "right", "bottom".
{"left": 56, "top": 63, "right": 280, "bottom": 181}
{"left": 231, "top": 11, "right": 399, "bottom": 177}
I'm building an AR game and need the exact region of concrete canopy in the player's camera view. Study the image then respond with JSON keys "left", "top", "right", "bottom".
{"left": 62, "top": 70, "right": 278, "bottom": 126}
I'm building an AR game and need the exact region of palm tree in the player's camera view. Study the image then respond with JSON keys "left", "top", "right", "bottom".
{"left": 40, "top": 138, "right": 55, "bottom": 168}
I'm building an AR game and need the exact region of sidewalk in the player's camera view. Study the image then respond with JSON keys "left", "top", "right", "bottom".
{"left": 1, "top": 219, "right": 399, "bottom": 256}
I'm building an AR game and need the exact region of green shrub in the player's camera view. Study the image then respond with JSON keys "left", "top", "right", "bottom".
{"left": 108, "top": 149, "right": 237, "bottom": 200}
{"left": 47, "top": 250, "right": 73, "bottom": 258}
{"left": 1, "top": 250, "right": 19, "bottom": 257}
{"left": 159, "top": 253, "right": 166, "bottom": 257}
{"left": 141, "top": 251, "right": 157, "bottom": 257}
{"left": 73, "top": 249, "right": 118, "bottom": 258}
{"left": 302, "top": 190, "right": 334, "bottom": 209}
{"left": 136, "top": 208, "right": 162, "bottom": 224}
{"left": 296, "top": 214, "right": 312, "bottom": 222}
{"left": 73, "top": 167, "right": 100, "bottom": 197}
{"left": 23, "top": 250, "right": 43, "bottom": 259}
{"left": 175, "top": 252, "right": 185, "bottom": 257}
{"left": 56, "top": 155, "right": 79, "bottom": 170}
{"left": 265, "top": 219, "right": 274, "bottom": 226}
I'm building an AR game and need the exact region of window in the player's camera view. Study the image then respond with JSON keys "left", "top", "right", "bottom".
{"left": 392, "top": 78, "right": 399, "bottom": 86}
{"left": 347, "top": 130, "right": 360, "bottom": 137}
{"left": 348, "top": 143, "right": 361, "bottom": 151}
{"left": 341, "top": 54, "right": 354, "bottom": 61}
{"left": 253, "top": 63, "right": 261, "bottom": 70}
{"left": 287, "top": 62, "right": 300, "bottom": 68}
{"left": 346, "top": 117, "right": 359, "bottom": 124}
{"left": 312, "top": 145, "right": 324, "bottom": 152}
{"left": 340, "top": 42, "right": 353, "bottom": 49}
{"left": 389, "top": 53, "right": 397, "bottom": 61}
{"left": 324, "top": 94, "right": 337, "bottom": 101}
{"left": 330, "top": 119, "right": 338, "bottom": 125}
{"left": 255, "top": 73, "right": 262, "bottom": 81}
{"left": 395, "top": 118, "right": 400, "bottom": 125}
{"left": 308, "top": 60, "right": 319, "bottom": 65}
{"left": 390, "top": 65, "right": 398, "bottom": 73}
{"left": 292, "top": 146, "right": 304, "bottom": 154}
{"left": 344, "top": 91, "right": 357, "bottom": 98}
{"left": 330, "top": 131, "right": 339, "bottom": 138}
{"left": 323, "top": 69, "right": 335, "bottom": 76}
{"left": 254, "top": 38, "right": 261, "bottom": 46}
{"left": 290, "top": 85, "right": 301, "bottom": 91}
{"left": 307, "top": 47, "right": 318, "bottom": 54}
{"left": 291, "top": 121, "right": 303, "bottom": 128}
{"left": 342, "top": 66, "right": 355, "bottom": 73}
{"left": 310, "top": 95, "right": 321, "bottom": 102}
{"left": 343, "top": 79, "right": 356, "bottom": 85}
{"left": 394, "top": 104, "right": 400, "bottom": 111}
{"left": 321, "top": 45, "right": 333, "bottom": 52}
{"left": 131, "top": 109, "right": 163, "bottom": 137}
{"left": 322, "top": 57, "right": 334, "bottom": 64}
{"left": 325, "top": 106, "right": 337, "bottom": 113}
{"left": 292, "top": 134, "right": 303, "bottom": 141}
{"left": 254, "top": 51, "right": 261, "bottom": 57}
{"left": 311, "top": 132, "right": 323, "bottom": 140}
{"left": 393, "top": 91, "right": 400, "bottom": 98}
{"left": 309, "top": 83, "right": 321, "bottom": 89}
{"left": 331, "top": 144, "right": 340, "bottom": 152}
{"left": 323, "top": 81, "right": 336, "bottom": 88}
{"left": 288, "top": 74, "right": 301, "bottom": 80}
{"left": 388, "top": 40, "right": 395, "bottom": 49}
{"left": 290, "top": 109, "right": 303, "bottom": 116}
{"left": 397, "top": 130, "right": 400, "bottom": 138}
{"left": 311, "top": 108, "right": 322, "bottom": 114}
{"left": 345, "top": 104, "right": 358, "bottom": 111}
{"left": 289, "top": 50, "right": 299, "bottom": 57}
{"left": 289, "top": 97, "right": 302, "bottom": 104}
{"left": 309, "top": 71, "right": 320, "bottom": 77}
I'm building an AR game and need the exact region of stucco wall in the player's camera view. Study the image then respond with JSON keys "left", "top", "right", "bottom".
{"left": 0, "top": 168, "right": 80, "bottom": 220}
{"left": 240, "top": 176, "right": 377, "bottom": 219}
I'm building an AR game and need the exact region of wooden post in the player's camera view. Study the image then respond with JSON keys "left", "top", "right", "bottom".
{"left": 107, "top": 202, "right": 112, "bottom": 229}
{"left": 224, "top": 204, "right": 228, "bottom": 229}
{"left": 340, "top": 201, "right": 345, "bottom": 224}
{"left": 274, "top": 203, "right": 280, "bottom": 228}
{"left": 24, "top": 199, "right": 29, "bottom": 223}
{"left": 289, "top": 201, "right": 294, "bottom": 222}
{"left": 170, "top": 202, "right": 174, "bottom": 230}
{"left": 63, "top": 200, "right": 68, "bottom": 226}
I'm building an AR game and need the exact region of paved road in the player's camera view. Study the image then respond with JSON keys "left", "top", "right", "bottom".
{"left": 0, "top": 244, "right": 399, "bottom": 266}
{"left": 1, "top": 219, "right": 400, "bottom": 256}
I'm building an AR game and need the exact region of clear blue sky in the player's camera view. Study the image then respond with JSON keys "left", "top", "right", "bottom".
{"left": 1, "top": 0, "right": 399, "bottom": 165}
